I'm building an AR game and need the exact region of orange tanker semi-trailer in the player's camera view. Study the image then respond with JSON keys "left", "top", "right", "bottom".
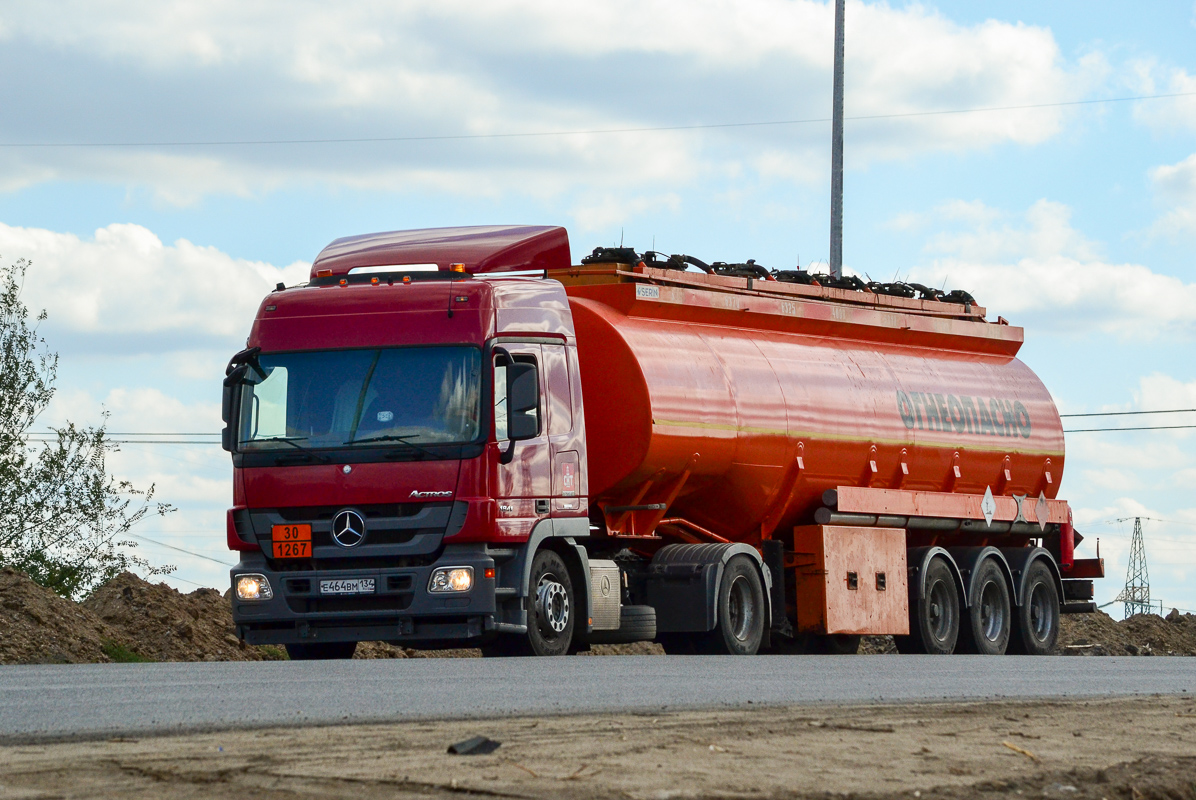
{"left": 556, "top": 247, "right": 1102, "bottom": 656}
{"left": 223, "top": 225, "right": 1101, "bottom": 659}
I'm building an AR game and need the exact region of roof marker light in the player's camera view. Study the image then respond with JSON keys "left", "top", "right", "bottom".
{"left": 450, "top": 263, "right": 466, "bottom": 273}
{"left": 403, "top": 276, "right": 411, "bottom": 284}
{"left": 370, "top": 276, "right": 379, "bottom": 285}
{"left": 316, "top": 268, "right": 333, "bottom": 277}
{"left": 339, "top": 278, "right": 347, "bottom": 286}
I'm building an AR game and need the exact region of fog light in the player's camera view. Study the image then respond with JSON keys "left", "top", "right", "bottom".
{"left": 236, "top": 573, "right": 273, "bottom": 601}
{"left": 428, "top": 566, "right": 473, "bottom": 593}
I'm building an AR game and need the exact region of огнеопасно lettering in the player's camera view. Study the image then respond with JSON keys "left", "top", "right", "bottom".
{"left": 896, "top": 391, "right": 1031, "bottom": 438}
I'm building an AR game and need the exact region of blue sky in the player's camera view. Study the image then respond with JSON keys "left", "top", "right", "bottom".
{"left": 0, "top": 0, "right": 1193, "bottom": 613}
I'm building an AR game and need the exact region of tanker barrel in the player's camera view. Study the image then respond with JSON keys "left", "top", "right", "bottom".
{"left": 821, "top": 489, "right": 839, "bottom": 509}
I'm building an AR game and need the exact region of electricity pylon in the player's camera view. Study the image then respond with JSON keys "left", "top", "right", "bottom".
{"left": 1122, "top": 517, "right": 1152, "bottom": 618}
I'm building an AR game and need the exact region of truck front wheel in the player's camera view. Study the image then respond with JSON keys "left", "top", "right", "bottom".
{"left": 484, "top": 549, "right": 575, "bottom": 657}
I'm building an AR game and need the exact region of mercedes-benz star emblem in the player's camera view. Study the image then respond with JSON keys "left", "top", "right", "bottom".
{"left": 331, "top": 509, "right": 366, "bottom": 548}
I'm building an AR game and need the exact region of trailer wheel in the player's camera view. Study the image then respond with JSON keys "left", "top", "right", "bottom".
{"left": 704, "top": 555, "right": 766, "bottom": 655}
{"left": 284, "top": 641, "right": 357, "bottom": 660}
{"left": 1009, "top": 560, "right": 1059, "bottom": 656}
{"left": 957, "top": 558, "right": 1011, "bottom": 655}
{"left": 895, "top": 556, "right": 959, "bottom": 655}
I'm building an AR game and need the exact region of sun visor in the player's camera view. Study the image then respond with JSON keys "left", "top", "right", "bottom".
{"left": 310, "top": 225, "right": 571, "bottom": 280}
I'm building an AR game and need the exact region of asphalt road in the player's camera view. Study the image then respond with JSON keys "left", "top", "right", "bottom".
{"left": 1, "top": 655, "right": 1193, "bottom": 743}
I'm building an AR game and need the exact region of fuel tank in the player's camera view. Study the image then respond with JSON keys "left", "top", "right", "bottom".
{"left": 562, "top": 267, "right": 1065, "bottom": 544}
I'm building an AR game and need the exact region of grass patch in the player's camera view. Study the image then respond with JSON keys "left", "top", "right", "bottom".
{"left": 257, "top": 645, "right": 289, "bottom": 661}
{"left": 101, "top": 640, "right": 154, "bottom": 663}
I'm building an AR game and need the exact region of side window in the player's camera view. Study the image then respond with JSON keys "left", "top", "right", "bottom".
{"left": 493, "top": 363, "right": 507, "bottom": 440}
{"left": 494, "top": 351, "right": 540, "bottom": 440}
{"left": 241, "top": 366, "right": 288, "bottom": 441}
{"left": 543, "top": 344, "right": 572, "bottom": 435}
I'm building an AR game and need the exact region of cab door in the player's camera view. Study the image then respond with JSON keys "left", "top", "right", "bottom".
{"left": 493, "top": 343, "right": 552, "bottom": 540}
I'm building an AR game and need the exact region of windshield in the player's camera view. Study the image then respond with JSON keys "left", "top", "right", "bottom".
{"left": 238, "top": 346, "right": 482, "bottom": 450}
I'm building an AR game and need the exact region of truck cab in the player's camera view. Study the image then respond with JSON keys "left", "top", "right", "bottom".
{"left": 224, "top": 226, "right": 592, "bottom": 658}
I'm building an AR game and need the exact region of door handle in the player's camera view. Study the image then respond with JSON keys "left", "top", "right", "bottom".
{"left": 535, "top": 499, "right": 550, "bottom": 515}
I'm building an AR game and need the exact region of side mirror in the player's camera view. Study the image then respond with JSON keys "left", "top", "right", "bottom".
{"left": 221, "top": 365, "right": 250, "bottom": 452}
{"left": 222, "top": 365, "right": 248, "bottom": 423}
{"left": 499, "top": 361, "right": 539, "bottom": 464}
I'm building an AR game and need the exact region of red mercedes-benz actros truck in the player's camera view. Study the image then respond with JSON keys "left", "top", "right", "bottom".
{"left": 222, "top": 225, "right": 1102, "bottom": 659}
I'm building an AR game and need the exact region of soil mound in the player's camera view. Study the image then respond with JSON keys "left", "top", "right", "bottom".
{"left": 0, "top": 568, "right": 116, "bottom": 664}
{"left": 82, "top": 572, "right": 281, "bottom": 662}
{"left": 1060, "top": 608, "right": 1196, "bottom": 656}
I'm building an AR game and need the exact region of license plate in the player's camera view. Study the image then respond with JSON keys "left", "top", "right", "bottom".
{"left": 271, "top": 524, "right": 311, "bottom": 559}
{"left": 320, "top": 578, "right": 376, "bottom": 595}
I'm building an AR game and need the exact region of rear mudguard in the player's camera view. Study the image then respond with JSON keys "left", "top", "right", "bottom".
{"left": 645, "top": 542, "right": 772, "bottom": 634}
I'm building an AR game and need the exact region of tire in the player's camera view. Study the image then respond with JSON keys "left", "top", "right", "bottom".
{"left": 483, "top": 549, "right": 576, "bottom": 657}
{"left": 703, "top": 555, "right": 766, "bottom": 655}
{"left": 894, "top": 555, "right": 959, "bottom": 655}
{"left": 285, "top": 641, "right": 357, "bottom": 660}
{"left": 957, "top": 558, "right": 1012, "bottom": 655}
{"left": 589, "top": 605, "right": 657, "bottom": 645}
{"left": 618, "top": 605, "right": 657, "bottom": 640}
{"left": 1009, "top": 560, "right": 1060, "bottom": 656}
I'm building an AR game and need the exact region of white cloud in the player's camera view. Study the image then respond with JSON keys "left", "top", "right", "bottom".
{"left": 1134, "top": 373, "right": 1196, "bottom": 412}
{"left": 1, "top": 222, "right": 308, "bottom": 348}
{"left": 1131, "top": 64, "right": 1196, "bottom": 132}
{"left": 0, "top": 1, "right": 1103, "bottom": 201}
{"left": 908, "top": 199, "right": 1196, "bottom": 337}
{"left": 1149, "top": 152, "right": 1196, "bottom": 237}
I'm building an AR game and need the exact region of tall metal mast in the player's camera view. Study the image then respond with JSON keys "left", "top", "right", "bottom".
{"left": 829, "top": 0, "right": 845, "bottom": 279}
{"left": 1122, "top": 517, "right": 1152, "bottom": 618}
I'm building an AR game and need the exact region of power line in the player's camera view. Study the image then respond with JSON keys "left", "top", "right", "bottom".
{"left": 2, "top": 90, "right": 1194, "bottom": 149}
{"left": 124, "top": 533, "right": 235, "bottom": 567}
{"left": 1060, "top": 408, "right": 1196, "bottom": 418}
{"left": 1064, "top": 424, "right": 1196, "bottom": 433}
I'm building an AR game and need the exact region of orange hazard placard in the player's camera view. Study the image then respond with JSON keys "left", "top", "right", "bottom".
{"left": 271, "top": 524, "right": 311, "bottom": 558}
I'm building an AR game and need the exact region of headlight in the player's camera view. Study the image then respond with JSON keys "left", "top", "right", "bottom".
{"left": 235, "top": 573, "right": 273, "bottom": 601}
{"left": 428, "top": 566, "right": 473, "bottom": 593}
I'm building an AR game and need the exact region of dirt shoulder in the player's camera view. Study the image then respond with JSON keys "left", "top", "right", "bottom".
{"left": 1, "top": 695, "right": 1194, "bottom": 799}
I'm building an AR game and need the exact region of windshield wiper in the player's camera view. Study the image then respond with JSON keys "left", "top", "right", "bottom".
{"left": 344, "top": 433, "right": 438, "bottom": 458}
{"left": 242, "top": 436, "right": 330, "bottom": 462}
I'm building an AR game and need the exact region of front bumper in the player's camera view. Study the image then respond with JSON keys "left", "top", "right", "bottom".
{"left": 231, "top": 543, "right": 501, "bottom": 646}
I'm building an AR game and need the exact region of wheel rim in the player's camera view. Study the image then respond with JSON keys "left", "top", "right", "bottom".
{"left": 978, "top": 580, "right": 1006, "bottom": 643}
{"left": 1028, "top": 582, "right": 1052, "bottom": 641}
{"left": 926, "top": 578, "right": 954, "bottom": 643}
{"left": 535, "top": 573, "right": 570, "bottom": 637}
{"left": 726, "top": 575, "right": 755, "bottom": 642}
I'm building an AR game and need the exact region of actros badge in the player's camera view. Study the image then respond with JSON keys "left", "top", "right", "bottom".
{"left": 331, "top": 509, "right": 366, "bottom": 547}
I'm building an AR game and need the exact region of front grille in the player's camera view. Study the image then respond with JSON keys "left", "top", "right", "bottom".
{"left": 311, "top": 528, "right": 419, "bottom": 548}
{"left": 274, "top": 503, "right": 436, "bottom": 522}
